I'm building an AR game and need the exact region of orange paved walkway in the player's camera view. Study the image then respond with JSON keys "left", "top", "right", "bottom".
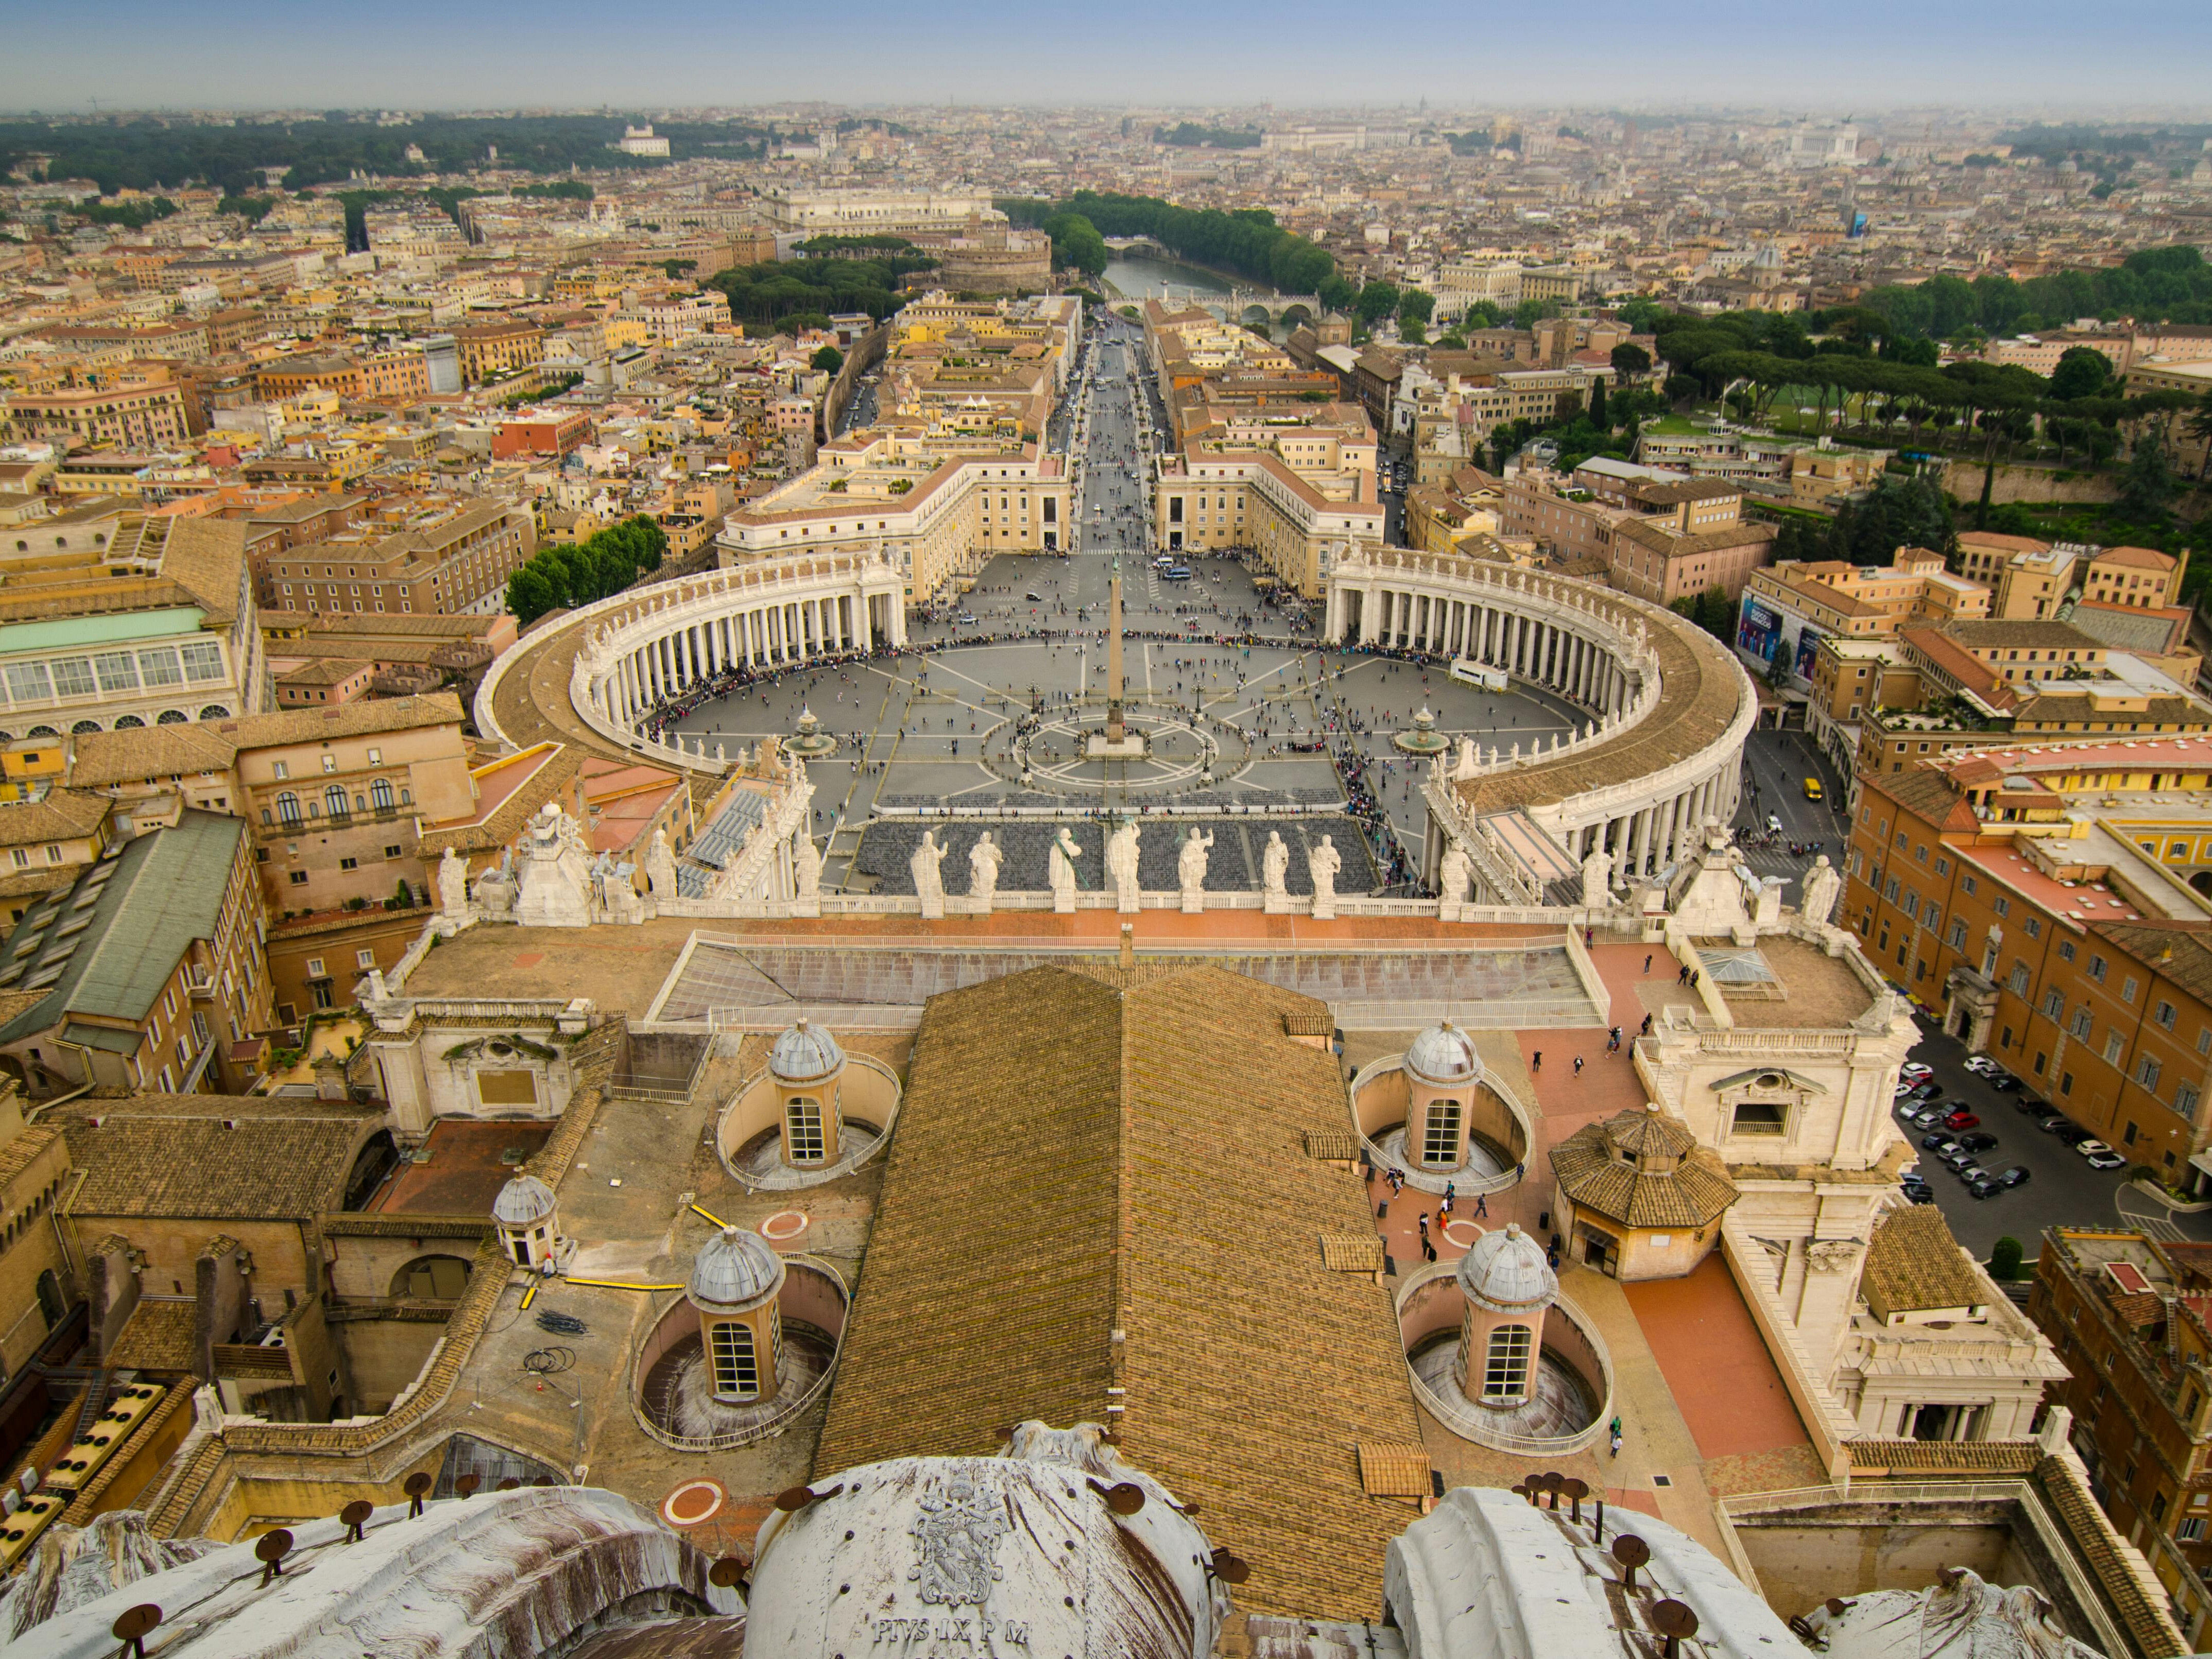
{"left": 1622, "top": 1254, "right": 1810, "bottom": 1460}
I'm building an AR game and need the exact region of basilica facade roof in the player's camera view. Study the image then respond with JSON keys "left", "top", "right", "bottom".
{"left": 812, "top": 962, "right": 1424, "bottom": 1621}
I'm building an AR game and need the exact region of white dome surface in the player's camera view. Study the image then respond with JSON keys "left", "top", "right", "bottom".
{"left": 688, "top": 1225, "right": 786, "bottom": 1310}
{"left": 491, "top": 1174, "right": 556, "bottom": 1227}
{"left": 1405, "top": 1020, "right": 1482, "bottom": 1086}
{"left": 768, "top": 1017, "right": 844, "bottom": 1083}
{"left": 1455, "top": 1222, "right": 1556, "bottom": 1314}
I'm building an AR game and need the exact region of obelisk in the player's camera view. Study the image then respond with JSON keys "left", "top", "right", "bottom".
{"left": 1106, "top": 555, "right": 1126, "bottom": 742}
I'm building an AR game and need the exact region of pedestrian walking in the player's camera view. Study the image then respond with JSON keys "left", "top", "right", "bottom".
{"left": 1531, "top": 1050, "right": 1542, "bottom": 1072}
{"left": 1573, "top": 1056, "right": 1585, "bottom": 1076}
{"left": 1473, "top": 1191, "right": 1488, "bottom": 1219}
{"left": 1584, "top": 927, "right": 1593, "bottom": 948}
{"left": 1609, "top": 1416, "right": 1623, "bottom": 1459}
{"left": 1677, "top": 963, "right": 1689, "bottom": 985}
{"left": 1643, "top": 953, "right": 1653, "bottom": 973}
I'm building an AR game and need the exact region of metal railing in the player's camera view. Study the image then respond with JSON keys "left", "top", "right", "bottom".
{"left": 628, "top": 1256, "right": 849, "bottom": 1453}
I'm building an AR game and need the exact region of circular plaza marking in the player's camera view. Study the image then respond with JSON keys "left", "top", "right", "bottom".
{"left": 761, "top": 1211, "right": 810, "bottom": 1241}
{"left": 662, "top": 1478, "right": 725, "bottom": 1528}
{"left": 1443, "top": 1219, "right": 1482, "bottom": 1249}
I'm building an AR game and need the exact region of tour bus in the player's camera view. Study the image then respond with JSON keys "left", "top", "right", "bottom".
{"left": 1448, "top": 657, "right": 1508, "bottom": 691}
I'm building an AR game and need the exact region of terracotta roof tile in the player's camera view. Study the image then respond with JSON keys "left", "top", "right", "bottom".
{"left": 1862, "top": 1205, "right": 1986, "bottom": 1317}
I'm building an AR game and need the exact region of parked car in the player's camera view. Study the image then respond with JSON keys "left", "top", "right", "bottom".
{"left": 1802, "top": 777, "right": 1824, "bottom": 802}
{"left": 1024, "top": 591, "right": 1042, "bottom": 602}
{"left": 2075, "top": 1139, "right": 2116, "bottom": 1161}
{"left": 1989, "top": 1075, "right": 2024, "bottom": 1093}
{"left": 2085, "top": 1150, "right": 2128, "bottom": 1171}
{"left": 1968, "top": 1173, "right": 2004, "bottom": 1199}
{"left": 1941, "top": 1146, "right": 1979, "bottom": 1170}
{"left": 1963, "top": 1056, "right": 2002, "bottom": 1077}
{"left": 2013, "top": 1095, "right": 2055, "bottom": 1116}
{"left": 1901, "top": 1062, "right": 1934, "bottom": 1083}
{"left": 1956, "top": 1163, "right": 1992, "bottom": 1185}
{"left": 1910, "top": 1107, "right": 1950, "bottom": 1129}
{"left": 1956, "top": 1131, "right": 1999, "bottom": 1153}
{"left": 1941, "top": 1110, "right": 1981, "bottom": 1131}
{"left": 1922, "top": 1132, "right": 1962, "bottom": 1153}
{"left": 1902, "top": 1184, "right": 1937, "bottom": 1205}
{"left": 2050, "top": 1122, "right": 2092, "bottom": 1146}
{"left": 1994, "top": 1166, "right": 2032, "bottom": 1189}
{"left": 1907, "top": 1081, "right": 1944, "bottom": 1102}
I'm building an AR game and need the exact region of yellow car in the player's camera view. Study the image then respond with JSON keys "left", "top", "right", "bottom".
{"left": 1802, "top": 777, "right": 1824, "bottom": 802}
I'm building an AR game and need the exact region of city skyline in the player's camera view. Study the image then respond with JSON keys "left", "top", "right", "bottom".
{"left": 8, "top": 0, "right": 2212, "bottom": 114}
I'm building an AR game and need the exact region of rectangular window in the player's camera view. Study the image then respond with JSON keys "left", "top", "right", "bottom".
{"left": 785, "top": 1096, "right": 825, "bottom": 1163}
{"left": 1422, "top": 1100, "right": 1463, "bottom": 1166}
{"left": 93, "top": 651, "right": 139, "bottom": 694}
{"left": 1949, "top": 920, "right": 1967, "bottom": 949}
{"left": 2089, "top": 955, "right": 2108, "bottom": 983}
{"left": 2121, "top": 976, "right": 2139, "bottom": 1005}
{"left": 709, "top": 1320, "right": 759, "bottom": 1398}
{"left": 2059, "top": 940, "right": 2077, "bottom": 963}
{"left": 2180, "top": 1083, "right": 2202, "bottom": 1116}
{"left": 1732, "top": 1101, "right": 1788, "bottom": 1136}
{"left": 2105, "top": 1031, "right": 2125, "bottom": 1065}
{"left": 2010, "top": 963, "right": 2030, "bottom": 995}
{"left": 2155, "top": 1001, "right": 2176, "bottom": 1030}
{"left": 287, "top": 870, "right": 308, "bottom": 886}
{"left": 2138, "top": 1056, "right": 2163, "bottom": 1092}
{"left": 1994, "top": 896, "right": 2010, "bottom": 918}
{"left": 136, "top": 647, "right": 182, "bottom": 687}
{"left": 4, "top": 661, "right": 53, "bottom": 703}
{"left": 338, "top": 856, "right": 357, "bottom": 870}
{"left": 2179, "top": 1517, "right": 2206, "bottom": 1543}
{"left": 2070, "top": 1007, "right": 2093, "bottom": 1040}
{"left": 1482, "top": 1324, "right": 1533, "bottom": 1401}
{"left": 2043, "top": 988, "right": 2065, "bottom": 1020}
{"left": 178, "top": 641, "right": 225, "bottom": 682}
{"left": 49, "top": 658, "right": 95, "bottom": 699}
{"left": 1963, "top": 875, "right": 1978, "bottom": 896}
{"left": 2025, "top": 917, "right": 2042, "bottom": 939}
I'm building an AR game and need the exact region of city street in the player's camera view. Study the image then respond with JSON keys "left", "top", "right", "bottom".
{"left": 1890, "top": 1022, "right": 2211, "bottom": 1266}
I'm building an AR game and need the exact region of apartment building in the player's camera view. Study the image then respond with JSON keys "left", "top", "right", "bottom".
{"left": 263, "top": 494, "right": 536, "bottom": 618}
{"left": 2127, "top": 357, "right": 2212, "bottom": 477}
{"left": 2031, "top": 1228, "right": 2212, "bottom": 1639}
{"left": 721, "top": 431, "right": 1068, "bottom": 601}
{"left": 0, "top": 516, "right": 270, "bottom": 738}
{"left": 1805, "top": 634, "right": 1923, "bottom": 774}
{"left": 1845, "top": 738, "right": 2212, "bottom": 1184}
{"left": 2083, "top": 545, "right": 2186, "bottom": 610}
{"left": 1954, "top": 533, "right": 2084, "bottom": 620}
{"left": 0, "top": 810, "right": 271, "bottom": 1098}
{"left": 450, "top": 320, "right": 544, "bottom": 386}
{"left": 1154, "top": 441, "right": 1385, "bottom": 596}
{"left": 0, "top": 1079, "right": 75, "bottom": 1397}
{"left": 4, "top": 377, "right": 189, "bottom": 449}
{"left": 1739, "top": 549, "right": 1992, "bottom": 695}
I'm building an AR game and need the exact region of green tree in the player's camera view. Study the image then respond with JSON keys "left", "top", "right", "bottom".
{"left": 1355, "top": 281, "right": 1400, "bottom": 326}
{"left": 1318, "top": 274, "right": 1358, "bottom": 314}
{"left": 1396, "top": 288, "right": 1435, "bottom": 329}
{"left": 1609, "top": 342, "right": 1651, "bottom": 381}
{"left": 2048, "top": 345, "right": 2114, "bottom": 400}
{"left": 506, "top": 563, "right": 561, "bottom": 627}
{"left": 1040, "top": 210, "right": 1107, "bottom": 279}
{"left": 2184, "top": 388, "right": 2212, "bottom": 480}
{"left": 1988, "top": 1236, "right": 2024, "bottom": 1281}
{"left": 1588, "top": 377, "right": 1608, "bottom": 428}
{"left": 2117, "top": 421, "right": 2181, "bottom": 519}
{"left": 812, "top": 344, "right": 845, "bottom": 374}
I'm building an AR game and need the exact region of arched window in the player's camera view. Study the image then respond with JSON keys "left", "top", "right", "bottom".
{"left": 709, "top": 1320, "right": 759, "bottom": 1399}
{"left": 371, "top": 777, "right": 395, "bottom": 810}
{"left": 198, "top": 704, "right": 230, "bottom": 720}
{"left": 785, "top": 1096, "right": 825, "bottom": 1163}
{"left": 276, "top": 791, "right": 301, "bottom": 825}
{"left": 1482, "top": 1324, "right": 1533, "bottom": 1402}
{"left": 71, "top": 720, "right": 100, "bottom": 735}
{"left": 112, "top": 715, "right": 144, "bottom": 730}
{"left": 324, "top": 784, "right": 348, "bottom": 818}
{"left": 156, "top": 710, "right": 187, "bottom": 725}
{"left": 1422, "top": 1099, "right": 1463, "bottom": 1166}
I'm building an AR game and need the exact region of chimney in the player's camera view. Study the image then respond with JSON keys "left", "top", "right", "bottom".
{"left": 1119, "top": 924, "right": 1135, "bottom": 971}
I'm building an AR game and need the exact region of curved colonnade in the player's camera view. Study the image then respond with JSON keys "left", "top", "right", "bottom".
{"left": 1328, "top": 551, "right": 1756, "bottom": 901}
{"left": 477, "top": 547, "right": 1754, "bottom": 913}
{"left": 477, "top": 551, "right": 905, "bottom": 773}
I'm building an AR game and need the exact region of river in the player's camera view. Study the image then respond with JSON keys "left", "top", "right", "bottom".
{"left": 1102, "top": 254, "right": 1279, "bottom": 334}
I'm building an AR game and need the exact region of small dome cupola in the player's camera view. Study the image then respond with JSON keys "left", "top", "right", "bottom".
{"left": 492, "top": 1174, "right": 556, "bottom": 1227}
{"left": 1404, "top": 1019, "right": 1482, "bottom": 1088}
{"left": 688, "top": 1225, "right": 787, "bottom": 1315}
{"left": 768, "top": 1017, "right": 845, "bottom": 1085}
{"left": 688, "top": 1226, "right": 787, "bottom": 1406}
{"left": 491, "top": 1174, "right": 560, "bottom": 1270}
{"left": 1455, "top": 1221, "right": 1557, "bottom": 1316}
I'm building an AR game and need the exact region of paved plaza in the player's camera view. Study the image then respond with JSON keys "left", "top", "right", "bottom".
{"left": 671, "top": 315, "right": 1598, "bottom": 895}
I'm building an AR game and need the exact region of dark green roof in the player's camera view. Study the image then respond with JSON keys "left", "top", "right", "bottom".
{"left": 0, "top": 810, "right": 243, "bottom": 1046}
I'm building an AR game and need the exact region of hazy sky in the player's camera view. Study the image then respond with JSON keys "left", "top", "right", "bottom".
{"left": 5, "top": 0, "right": 2210, "bottom": 114}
